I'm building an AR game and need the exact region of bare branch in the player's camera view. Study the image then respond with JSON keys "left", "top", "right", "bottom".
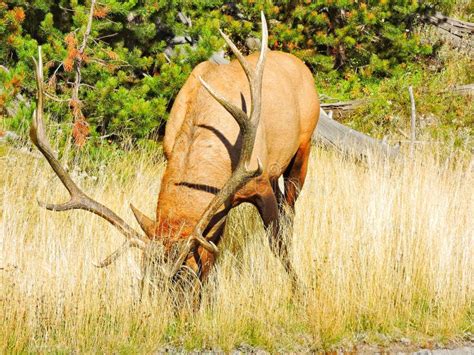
{"left": 71, "top": 0, "right": 97, "bottom": 144}
{"left": 409, "top": 86, "right": 416, "bottom": 157}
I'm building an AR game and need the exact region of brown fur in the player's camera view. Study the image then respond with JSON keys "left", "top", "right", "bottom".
{"left": 156, "top": 51, "right": 319, "bottom": 278}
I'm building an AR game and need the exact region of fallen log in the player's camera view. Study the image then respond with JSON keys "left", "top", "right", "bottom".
{"left": 424, "top": 12, "right": 474, "bottom": 36}
{"left": 313, "top": 109, "right": 400, "bottom": 161}
{"left": 423, "top": 12, "right": 474, "bottom": 49}
{"left": 447, "top": 83, "right": 474, "bottom": 95}
{"left": 320, "top": 99, "right": 366, "bottom": 118}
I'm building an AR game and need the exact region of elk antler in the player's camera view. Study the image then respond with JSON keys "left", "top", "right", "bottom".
{"left": 130, "top": 203, "right": 156, "bottom": 238}
{"left": 31, "top": 47, "right": 149, "bottom": 267}
{"left": 169, "top": 12, "right": 268, "bottom": 277}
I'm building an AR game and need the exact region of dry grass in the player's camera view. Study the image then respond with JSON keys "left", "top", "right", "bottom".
{"left": 0, "top": 144, "right": 472, "bottom": 352}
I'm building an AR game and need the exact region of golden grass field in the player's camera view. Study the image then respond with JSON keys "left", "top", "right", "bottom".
{"left": 0, "top": 143, "right": 472, "bottom": 352}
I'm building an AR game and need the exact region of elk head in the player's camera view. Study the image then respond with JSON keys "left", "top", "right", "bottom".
{"left": 30, "top": 13, "right": 268, "bottom": 282}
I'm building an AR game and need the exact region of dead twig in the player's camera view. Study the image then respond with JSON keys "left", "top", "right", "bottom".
{"left": 70, "top": 0, "right": 96, "bottom": 145}
{"left": 408, "top": 86, "right": 416, "bottom": 157}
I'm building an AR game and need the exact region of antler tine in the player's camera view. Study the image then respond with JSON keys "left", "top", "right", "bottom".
{"left": 168, "top": 239, "right": 195, "bottom": 277}
{"left": 198, "top": 78, "right": 249, "bottom": 132}
{"left": 218, "top": 12, "right": 268, "bottom": 87}
{"left": 170, "top": 13, "right": 268, "bottom": 274}
{"left": 93, "top": 239, "right": 149, "bottom": 268}
{"left": 218, "top": 11, "right": 268, "bottom": 122}
{"left": 256, "top": 11, "right": 268, "bottom": 78}
{"left": 93, "top": 240, "right": 133, "bottom": 268}
{"left": 252, "top": 12, "right": 268, "bottom": 120}
{"left": 31, "top": 46, "right": 148, "bottom": 258}
{"left": 218, "top": 29, "right": 254, "bottom": 83}
{"left": 168, "top": 218, "right": 226, "bottom": 278}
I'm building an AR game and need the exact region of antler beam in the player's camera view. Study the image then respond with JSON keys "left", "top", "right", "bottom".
{"left": 31, "top": 47, "right": 149, "bottom": 265}
{"left": 169, "top": 12, "right": 268, "bottom": 276}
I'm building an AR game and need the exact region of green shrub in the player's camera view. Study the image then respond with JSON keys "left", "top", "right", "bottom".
{"left": 0, "top": 0, "right": 459, "bottom": 147}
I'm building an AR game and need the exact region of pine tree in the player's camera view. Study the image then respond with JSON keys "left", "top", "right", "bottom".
{"left": 0, "top": 0, "right": 454, "bottom": 145}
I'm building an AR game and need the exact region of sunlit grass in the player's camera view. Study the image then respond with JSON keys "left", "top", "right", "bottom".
{"left": 0, "top": 144, "right": 472, "bottom": 352}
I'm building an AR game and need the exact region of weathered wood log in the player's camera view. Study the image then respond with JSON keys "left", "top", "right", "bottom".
{"left": 320, "top": 99, "right": 366, "bottom": 117}
{"left": 318, "top": 82, "right": 473, "bottom": 120}
{"left": 425, "top": 12, "right": 474, "bottom": 36}
{"left": 424, "top": 12, "right": 474, "bottom": 49}
{"left": 448, "top": 84, "right": 474, "bottom": 95}
{"left": 313, "top": 109, "right": 399, "bottom": 160}
{"left": 320, "top": 99, "right": 365, "bottom": 111}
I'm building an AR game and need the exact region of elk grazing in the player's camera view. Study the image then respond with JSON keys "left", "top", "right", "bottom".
{"left": 30, "top": 13, "right": 319, "bottom": 286}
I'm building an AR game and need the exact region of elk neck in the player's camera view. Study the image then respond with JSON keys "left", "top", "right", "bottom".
{"left": 155, "top": 108, "right": 236, "bottom": 244}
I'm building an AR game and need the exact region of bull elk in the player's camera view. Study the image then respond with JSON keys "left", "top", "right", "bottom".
{"left": 30, "top": 13, "right": 319, "bottom": 286}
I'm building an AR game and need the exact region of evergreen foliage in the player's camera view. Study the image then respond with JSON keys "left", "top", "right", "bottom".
{"left": 0, "top": 0, "right": 455, "bottom": 146}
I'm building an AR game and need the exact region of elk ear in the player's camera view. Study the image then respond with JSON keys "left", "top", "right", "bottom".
{"left": 130, "top": 204, "right": 156, "bottom": 239}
